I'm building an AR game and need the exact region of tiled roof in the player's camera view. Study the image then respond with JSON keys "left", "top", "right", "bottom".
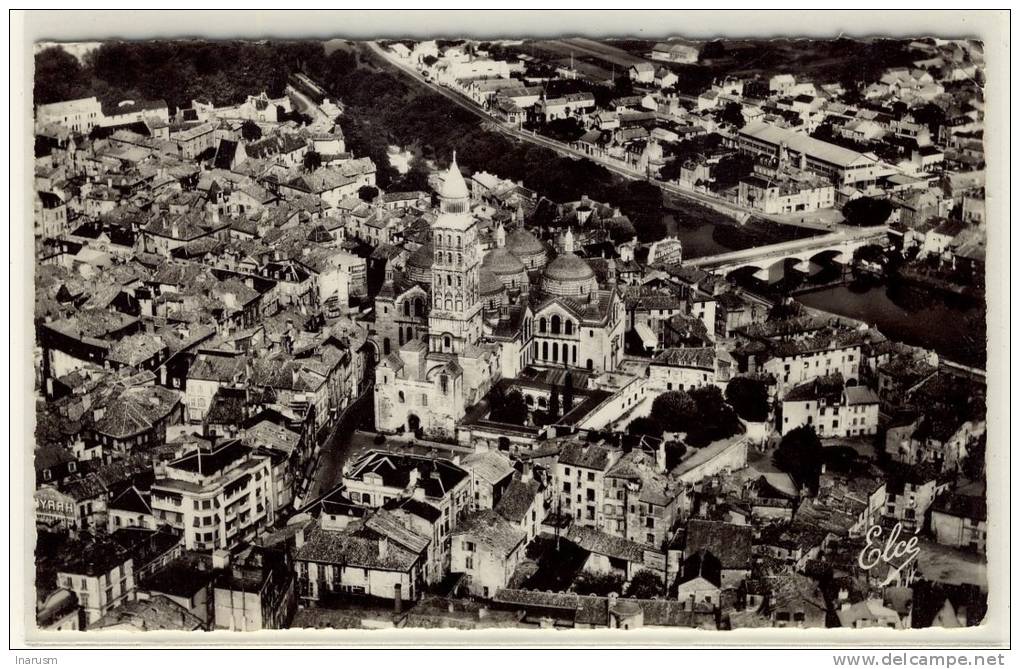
{"left": 92, "top": 595, "right": 205, "bottom": 631}
{"left": 685, "top": 519, "right": 753, "bottom": 570}
{"left": 296, "top": 519, "right": 419, "bottom": 572}
{"left": 652, "top": 346, "right": 715, "bottom": 370}
{"left": 346, "top": 451, "right": 468, "bottom": 500}
{"left": 108, "top": 486, "right": 152, "bottom": 515}
{"left": 364, "top": 509, "right": 430, "bottom": 554}
{"left": 461, "top": 451, "right": 515, "bottom": 486}
{"left": 451, "top": 510, "right": 526, "bottom": 558}
{"left": 166, "top": 439, "right": 251, "bottom": 477}
{"left": 680, "top": 549, "right": 722, "bottom": 587}
{"left": 494, "top": 478, "right": 540, "bottom": 524}
{"left": 558, "top": 441, "right": 617, "bottom": 471}
{"left": 94, "top": 385, "right": 182, "bottom": 439}
{"left": 567, "top": 524, "right": 648, "bottom": 562}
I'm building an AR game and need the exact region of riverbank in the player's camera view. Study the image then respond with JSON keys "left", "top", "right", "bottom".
{"left": 794, "top": 280, "right": 986, "bottom": 369}
{"left": 664, "top": 202, "right": 821, "bottom": 259}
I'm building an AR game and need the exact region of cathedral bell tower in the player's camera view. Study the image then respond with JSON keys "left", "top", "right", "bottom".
{"left": 428, "top": 152, "right": 483, "bottom": 354}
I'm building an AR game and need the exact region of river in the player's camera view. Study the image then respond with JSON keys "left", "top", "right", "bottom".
{"left": 664, "top": 208, "right": 985, "bottom": 368}
{"left": 664, "top": 209, "right": 819, "bottom": 259}
{"left": 795, "top": 282, "right": 987, "bottom": 369}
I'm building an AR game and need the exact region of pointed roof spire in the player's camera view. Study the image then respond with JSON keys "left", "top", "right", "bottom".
{"left": 439, "top": 150, "right": 469, "bottom": 201}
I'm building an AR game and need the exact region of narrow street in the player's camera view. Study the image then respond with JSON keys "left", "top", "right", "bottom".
{"left": 286, "top": 83, "right": 331, "bottom": 126}
{"left": 302, "top": 388, "right": 373, "bottom": 503}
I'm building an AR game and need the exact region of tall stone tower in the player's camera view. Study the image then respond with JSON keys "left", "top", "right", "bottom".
{"left": 428, "top": 153, "right": 483, "bottom": 354}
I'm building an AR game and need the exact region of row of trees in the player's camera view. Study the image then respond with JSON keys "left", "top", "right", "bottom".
{"left": 34, "top": 40, "right": 320, "bottom": 111}
{"left": 624, "top": 377, "right": 770, "bottom": 469}
{"left": 627, "top": 382, "right": 751, "bottom": 449}
{"left": 300, "top": 44, "right": 669, "bottom": 229}
{"left": 573, "top": 568, "right": 664, "bottom": 599}
{"left": 487, "top": 374, "right": 578, "bottom": 426}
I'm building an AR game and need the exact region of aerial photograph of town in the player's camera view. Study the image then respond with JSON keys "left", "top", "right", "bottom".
{"left": 26, "top": 22, "right": 994, "bottom": 639}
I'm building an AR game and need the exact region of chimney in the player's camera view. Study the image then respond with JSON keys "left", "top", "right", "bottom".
{"left": 655, "top": 440, "right": 667, "bottom": 474}
{"left": 522, "top": 461, "right": 534, "bottom": 482}
{"left": 379, "top": 535, "right": 390, "bottom": 560}
{"left": 412, "top": 486, "right": 426, "bottom": 501}
{"left": 393, "top": 583, "right": 403, "bottom": 615}
{"left": 212, "top": 549, "right": 231, "bottom": 569}
{"left": 295, "top": 526, "right": 305, "bottom": 549}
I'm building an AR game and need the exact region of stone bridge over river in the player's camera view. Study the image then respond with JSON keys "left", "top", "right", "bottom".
{"left": 683, "top": 226, "right": 889, "bottom": 282}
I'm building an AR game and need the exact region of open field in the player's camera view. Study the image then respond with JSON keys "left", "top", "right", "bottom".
{"left": 530, "top": 38, "right": 650, "bottom": 71}
{"left": 553, "top": 37, "right": 651, "bottom": 67}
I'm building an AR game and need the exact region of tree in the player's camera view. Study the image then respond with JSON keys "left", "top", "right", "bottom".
{"left": 422, "top": 54, "right": 438, "bottom": 67}
{"left": 34, "top": 46, "right": 88, "bottom": 106}
{"left": 626, "top": 569, "right": 665, "bottom": 599}
{"left": 573, "top": 570, "right": 625, "bottom": 597}
{"left": 390, "top": 156, "right": 431, "bottom": 192}
{"left": 549, "top": 384, "right": 561, "bottom": 418}
{"left": 712, "top": 152, "right": 755, "bottom": 190}
{"left": 773, "top": 425, "right": 824, "bottom": 494}
{"left": 563, "top": 372, "right": 575, "bottom": 413}
{"left": 608, "top": 216, "right": 636, "bottom": 243}
{"left": 701, "top": 40, "right": 726, "bottom": 60}
{"left": 685, "top": 385, "right": 742, "bottom": 447}
{"left": 241, "top": 119, "right": 262, "bottom": 141}
{"left": 725, "top": 377, "right": 770, "bottom": 422}
{"left": 912, "top": 101, "right": 947, "bottom": 136}
{"left": 544, "top": 117, "right": 585, "bottom": 143}
{"left": 719, "top": 101, "right": 746, "bottom": 129}
{"left": 961, "top": 433, "right": 986, "bottom": 481}
{"left": 613, "top": 76, "right": 634, "bottom": 97}
{"left": 650, "top": 390, "right": 697, "bottom": 433}
{"left": 635, "top": 218, "right": 669, "bottom": 244}
{"left": 490, "top": 387, "right": 528, "bottom": 425}
{"left": 842, "top": 196, "right": 894, "bottom": 227}
{"left": 664, "top": 440, "right": 688, "bottom": 469}
{"left": 358, "top": 185, "right": 380, "bottom": 202}
{"left": 627, "top": 416, "right": 664, "bottom": 440}
{"left": 302, "top": 149, "right": 322, "bottom": 172}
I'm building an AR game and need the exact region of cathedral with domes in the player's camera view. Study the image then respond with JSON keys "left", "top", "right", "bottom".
{"left": 373, "top": 155, "right": 625, "bottom": 439}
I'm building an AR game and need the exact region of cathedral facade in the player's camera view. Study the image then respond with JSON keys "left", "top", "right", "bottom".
{"left": 373, "top": 156, "right": 626, "bottom": 440}
{"left": 374, "top": 155, "right": 499, "bottom": 439}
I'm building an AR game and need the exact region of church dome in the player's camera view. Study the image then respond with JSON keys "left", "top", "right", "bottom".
{"left": 478, "top": 267, "right": 505, "bottom": 297}
{"left": 542, "top": 252, "right": 598, "bottom": 298}
{"left": 505, "top": 228, "right": 549, "bottom": 271}
{"left": 506, "top": 228, "right": 545, "bottom": 257}
{"left": 406, "top": 241, "right": 433, "bottom": 284}
{"left": 483, "top": 246, "right": 530, "bottom": 294}
{"left": 483, "top": 247, "right": 526, "bottom": 276}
